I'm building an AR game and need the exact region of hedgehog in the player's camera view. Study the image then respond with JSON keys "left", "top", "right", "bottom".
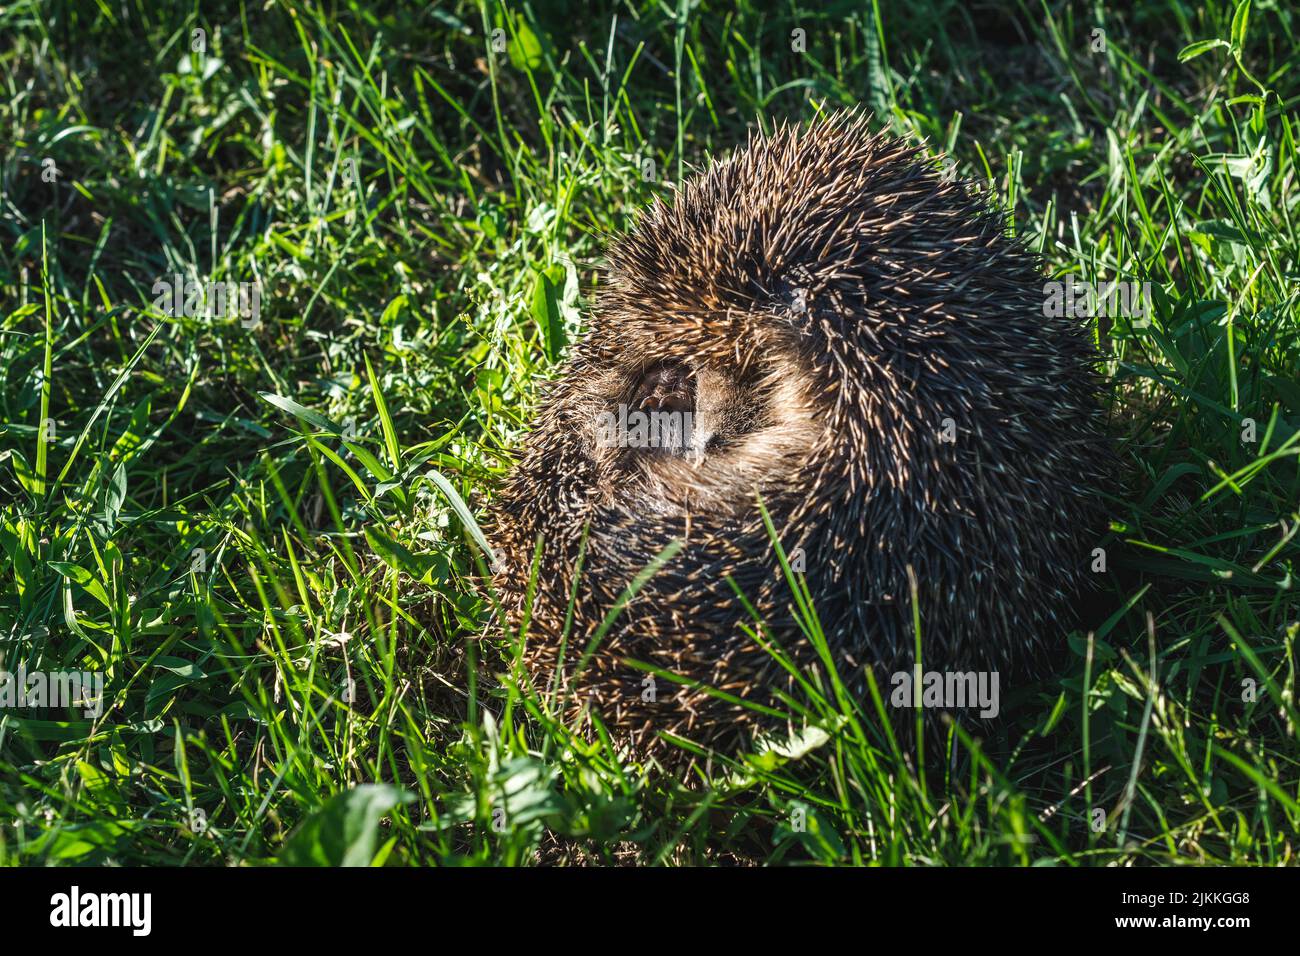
{"left": 489, "top": 112, "right": 1111, "bottom": 766}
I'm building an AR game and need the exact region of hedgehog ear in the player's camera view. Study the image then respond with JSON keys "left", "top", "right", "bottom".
{"left": 775, "top": 263, "right": 816, "bottom": 324}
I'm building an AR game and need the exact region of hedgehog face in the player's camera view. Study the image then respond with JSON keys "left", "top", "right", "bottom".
{"left": 616, "top": 359, "right": 705, "bottom": 457}
{"left": 615, "top": 359, "right": 775, "bottom": 458}
{"left": 591, "top": 353, "right": 821, "bottom": 515}
{"left": 490, "top": 113, "right": 1112, "bottom": 764}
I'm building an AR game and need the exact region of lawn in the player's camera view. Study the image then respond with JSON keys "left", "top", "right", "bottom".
{"left": 1, "top": 0, "right": 1297, "bottom": 866}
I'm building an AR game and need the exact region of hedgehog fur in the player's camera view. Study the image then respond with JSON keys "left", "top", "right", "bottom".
{"left": 489, "top": 112, "right": 1112, "bottom": 765}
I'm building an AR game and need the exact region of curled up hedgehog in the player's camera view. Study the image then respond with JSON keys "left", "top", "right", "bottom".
{"left": 490, "top": 112, "right": 1111, "bottom": 766}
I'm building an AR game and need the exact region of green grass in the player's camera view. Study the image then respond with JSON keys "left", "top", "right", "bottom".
{"left": 0, "top": 0, "right": 1297, "bottom": 866}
